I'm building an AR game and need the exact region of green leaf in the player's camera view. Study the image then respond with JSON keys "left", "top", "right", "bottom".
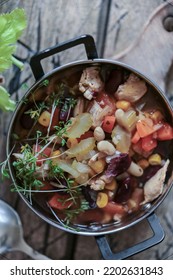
{"left": 0, "top": 45, "right": 16, "bottom": 72}
{"left": 0, "top": 8, "right": 27, "bottom": 112}
{"left": 0, "top": 8, "right": 27, "bottom": 45}
{"left": 0, "top": 85, "right": 16, "bottom": 111}
{"left": 11, "top": 55, "right": 24, "bottom": 70}
{"left": 0, "top": 8, "right": 27, "bottom": 73}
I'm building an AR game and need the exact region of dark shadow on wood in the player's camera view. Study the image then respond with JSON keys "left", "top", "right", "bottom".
{"left": 96, "top": 0, "right": 112, "bottom": 57}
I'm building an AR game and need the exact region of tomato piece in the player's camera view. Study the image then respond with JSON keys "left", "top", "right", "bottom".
{"left": 132, "top": 140, "right": 153, "bottom": 158}
{"left": 141, "top": 135, "right": 157, "bottom": 152}
{"left": 77, "top": 130, "right": 94, "bottom": 142}
{"left": 132, "top": 140, "right": 143, "bottom": 154}
{"left": 103, "top": 202, "right": 126, "bottom": 215}
{"left": 95, "top": 91, "right": 116, "bottom": 114}
{"left": 102, "top": 115, "right": 116, "bottom": 133}
{"left": 33, "top": 144, "right": 52, "bottom": 166}
{"left": 136, "top": 119, "right": 155, "bottom": 138}
{"left": 156, "top": 122, "right": 173, "bottom": 140}
{"left": 131, "top": 130, "right": 140, "bottom": 144}
{"left": 48, "top": 193, "right": 72, "bottom": 210}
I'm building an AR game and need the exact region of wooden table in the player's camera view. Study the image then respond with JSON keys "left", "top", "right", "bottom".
{"left": 1, "top": 0, "right": 173, "bottom": 260}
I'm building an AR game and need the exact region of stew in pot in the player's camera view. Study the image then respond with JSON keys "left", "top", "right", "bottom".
{"left": 10, "top": 64, "right": 173, "bottom": 228}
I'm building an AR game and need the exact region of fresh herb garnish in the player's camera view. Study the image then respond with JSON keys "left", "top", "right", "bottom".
{"left": 1, "top": 164, "right": 10, "bottom": 179}
{"left": 24, "top": 101, "right": 48, "bottom": 120}
{"left": 54, "top": 120, "right": 72, "bottom": 146}
{"left": 64, "top": 199, "right": 89, "bottom": 225}
{"left": 48, "top": 162, "right": 65, "bottom": 181}
{"left": 12, "top": 145, "right": 43, "bottom": 196}
{"left": 41, "top": 79, "right": 49, "bottom": 87}
{"left": 48, "top": 161, "right": 78, "bottom": 204}
{"left": 61, "top": 97, "right": 77, "bottom": 112}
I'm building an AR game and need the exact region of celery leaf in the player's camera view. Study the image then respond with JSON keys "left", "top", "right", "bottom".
{"left": 0, "top": 8, "right": 27, "bottom": 73}
{"left": 0, "top": 8, "right": 27, "bottom": 111}
{"left": 0, "top": 86, "right": 16, "bottom": 111}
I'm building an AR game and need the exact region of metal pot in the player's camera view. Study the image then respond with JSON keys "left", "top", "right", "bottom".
{"left": 6, "top": 35, "right": 173, "bottom": 259}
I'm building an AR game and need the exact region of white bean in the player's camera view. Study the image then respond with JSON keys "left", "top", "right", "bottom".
{"left": 115, "top": 108, "right": 125, "bottom": 127}
{"left": 94, "top": 127, "right": 105, "bottom": 141}
{"left": 97, "top": 140, "right": 116, "bottom": 156}
{"left": 127, "top": 161, "right": 143, "bottom": 177}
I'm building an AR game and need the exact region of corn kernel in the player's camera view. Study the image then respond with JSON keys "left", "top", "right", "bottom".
{"left": 115, "top": 100, "right": 131, "bottom": 111}
{"left": 51, "top": 150, "right": 61, "bottom": 157}
{"left": 89, "top": 158, "right": 106, "bottom": 173}
{"left": 105, "top": 179, "right": 118, "bottom": 191}
{"left": 38, "top": 111, "right": 51, "bottom": 127}
{"left": 66, "top": 138, "right": 78, "bottom": 148}
{"left": 148, "top": 153, "right": 162, "bottom": 165}
{"left": 96, "top": 192, "right": 108, "bottom": 208}
{"left": 150, "top": 110, "right": 164, "bottom": 123}
{"left": 51, "top": 150, "right": 61, "bottom": 165}
{"left": 137, "top": 158, "right": 149, "bottom": 169}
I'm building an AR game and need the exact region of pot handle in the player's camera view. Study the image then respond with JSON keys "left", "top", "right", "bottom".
{"left": 95, "top": 213, "right": 165, "bottom": 260}
{"left": 30, "top": 34, "right": 98, "bottom": 81}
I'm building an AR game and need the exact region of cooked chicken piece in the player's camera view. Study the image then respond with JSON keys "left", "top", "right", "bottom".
{"left": 90, "top": 178, "right": 105, "bottom": 191}
{"left": 79, "top": 67, "right": 104, "bottom": 100}
{"left": 115, "top": 73, "right": 147, "bottom": 103}
{"left": 141, "top": 159, "right": 170, "bottom": 205}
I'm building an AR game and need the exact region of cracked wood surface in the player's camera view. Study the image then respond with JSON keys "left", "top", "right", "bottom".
{"left": 0, "top": 0, "right": 173, "bottom": 260}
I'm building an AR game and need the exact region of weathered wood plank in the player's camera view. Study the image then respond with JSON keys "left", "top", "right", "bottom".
{"left": 104, "top": 0, "right": 163, "bottom": 57}
{"left": 1, "top": 0, "right": 173, "bottom": 260}
{"left": 113, "top": 2, "right": 173, "bottom": 92}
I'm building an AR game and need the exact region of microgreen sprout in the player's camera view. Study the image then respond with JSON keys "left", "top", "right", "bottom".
{"left": 24, "top": 101, "right": 48, "bottom": 120}
{"left": 64, "top": 199, "right": 89, "bottom": 225}
{"left": 41, "top": 79, "right": 49, "bottom": 87}
{"left": 54, "top": 119, "right": 72, "bottom": 146}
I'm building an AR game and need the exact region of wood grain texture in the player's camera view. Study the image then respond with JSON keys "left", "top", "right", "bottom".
{"left": 1, "top": 0, "right": 173, "bottom": 260}
{"left": 113, "top": 2, "right": 173, "bottom": 92}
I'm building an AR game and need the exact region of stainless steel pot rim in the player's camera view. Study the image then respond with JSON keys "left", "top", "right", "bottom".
{"left": 6, "top": 58, "right": 173, "bottom": 236}
{"left": 12, "top": 188, "right": 171, "bottom": 236}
